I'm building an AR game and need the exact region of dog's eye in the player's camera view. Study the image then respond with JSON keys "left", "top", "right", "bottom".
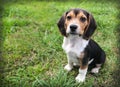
{"left": 80, "top": 17, "right": 86, "bottom": 22}
{"left": 67, "top": 16, "right": 71, "bottom": 20}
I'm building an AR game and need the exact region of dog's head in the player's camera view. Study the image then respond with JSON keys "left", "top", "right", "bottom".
{"left": 57, "top": 8, "right": 97, "bottom": 39}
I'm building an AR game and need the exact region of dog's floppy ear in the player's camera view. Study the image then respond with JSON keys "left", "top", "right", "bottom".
{"left": 57, "top": 13, "right": 67, "bottom": 37}
{"left": 83, "top": 13, "right": 97, "bottom": 39}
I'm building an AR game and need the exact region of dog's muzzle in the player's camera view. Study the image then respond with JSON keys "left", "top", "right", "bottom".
{"left": 69, "top": 24, "right": 81, "bottom": 36}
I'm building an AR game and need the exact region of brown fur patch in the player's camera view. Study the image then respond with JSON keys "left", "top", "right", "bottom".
{"left": 80, "top": 65, "right": 88, "bottom": 69}
{"left": 65, "top": 10, "right": 89, "bottom": 35}
{"left": 77, "top": 12, "right": 88, "bottom": 34}
{"left": 65, "top": 11, "right": 75, "bottom": 30}
{"left": 79, "top": 52, "right": 88, "bottom": 69}
{"left": 79, "top": 52, "right": 85, "bottom": 59}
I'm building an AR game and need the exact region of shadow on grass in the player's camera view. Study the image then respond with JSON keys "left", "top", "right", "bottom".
{"left": 113, "top": 1, "right": 120, "bottom": 86}
{"left": 0, "top": 0, "right": 5, "bottom": 86}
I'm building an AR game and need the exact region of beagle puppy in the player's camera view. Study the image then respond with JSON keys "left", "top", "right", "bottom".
{"left": 57, "top": 8, "right": 106, "bottom": 82}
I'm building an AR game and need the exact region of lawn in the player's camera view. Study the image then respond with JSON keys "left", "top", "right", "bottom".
{"left": 0, "top": 0, "right": 120, "bottom": 87}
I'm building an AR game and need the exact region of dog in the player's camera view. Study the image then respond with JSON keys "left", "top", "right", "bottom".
{"left": 57, "top": 8, "right": 106, "bottom": 82}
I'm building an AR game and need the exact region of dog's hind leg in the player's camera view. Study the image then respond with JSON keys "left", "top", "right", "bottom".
{"left": 91, "top": 64, "right": 101, "bottom": 73}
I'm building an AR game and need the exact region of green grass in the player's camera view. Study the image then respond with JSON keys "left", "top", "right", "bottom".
{"left": 0, "top": 0, "right": 120, "bottom": 87}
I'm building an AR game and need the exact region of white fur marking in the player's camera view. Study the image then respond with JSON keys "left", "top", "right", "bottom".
{"left": 64, "top": 64, "right": 73, "bottom": 71}
{"left": 75, "top": 68, "right": 87, "bottom": 82}
{"left": 73, "top": 63, "right": 80, "bottom": 66}
{"left": 88, "top": 59, "right": 94, "bottom": 64}
{"left": 91, "top": 64, "right": 101, "bottom": 73}
{"left": 91, "top": 67, "right": 100, "bottom": 73}
{"left": 62, "top": 36, "right": 89, "bottom": 65}
{"left": 62, "top": 35, "right": 89, "bottom": 82}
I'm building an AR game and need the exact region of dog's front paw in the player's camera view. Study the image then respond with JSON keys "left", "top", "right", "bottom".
{"left": 75, "top": 74, "right": 85, "bottom": 83}
{"left": 64, "top": 64, "right": 73, "bottom": 72}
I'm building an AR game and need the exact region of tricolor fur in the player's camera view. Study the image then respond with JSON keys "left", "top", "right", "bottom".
{"left": 57, "top": 8, "right": 106, "bottom": 82}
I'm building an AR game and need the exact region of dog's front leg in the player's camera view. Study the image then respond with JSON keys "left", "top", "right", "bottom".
{"left": 75, "top": 57, "right": 88, "bottom": 82}
{"left": 75, "top": 65, "right": 88, "bottom": 82}
{"left": 64, "top": 55, "right": 73, "bottom": 72}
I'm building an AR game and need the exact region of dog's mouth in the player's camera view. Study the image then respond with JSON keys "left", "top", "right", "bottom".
{"left": 70, "top": 32, "right": 77, "bottom": 35}
{"left": 67, "top": 32, "right": 82, "bottom": 36}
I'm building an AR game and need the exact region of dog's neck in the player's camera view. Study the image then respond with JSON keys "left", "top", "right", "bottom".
{"left": 67, "top": 35, "right": 89, "bottom": 46}
{"left": 62, "top": 35, "right": 89, "bottom": 57}
{"left": 63, "top": 35, "right": 89, "bottom": 50}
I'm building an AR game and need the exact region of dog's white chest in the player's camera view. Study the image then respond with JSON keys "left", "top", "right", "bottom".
{"left": 62, "top": 36, "right": 89, "bottom": 60}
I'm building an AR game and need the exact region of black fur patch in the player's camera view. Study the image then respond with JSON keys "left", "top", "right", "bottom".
{"left": 73, "top": 8, "right": 80, "bottom": 16}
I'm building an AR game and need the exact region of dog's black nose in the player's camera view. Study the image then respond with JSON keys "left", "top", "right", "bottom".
{"left": 70, "top": 25, "right": 78, "bottom": 32}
